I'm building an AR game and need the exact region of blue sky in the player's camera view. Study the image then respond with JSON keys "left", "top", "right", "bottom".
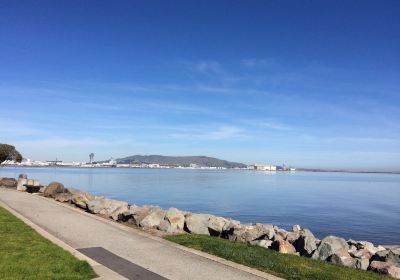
{"left": 0, "top": 1, "right": 399, "bottom": 170}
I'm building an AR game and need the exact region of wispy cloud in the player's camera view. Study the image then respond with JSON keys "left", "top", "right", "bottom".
{"left": 171, "top": 125, "right": 246, "bottom": 141}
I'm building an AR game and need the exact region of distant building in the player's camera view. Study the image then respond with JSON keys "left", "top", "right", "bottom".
{"left": 252, "top": 164, "right": 277, "bottom": 171}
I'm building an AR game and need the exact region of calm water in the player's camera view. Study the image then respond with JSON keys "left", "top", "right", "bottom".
{"left": 1, "top": 167, "right": 399, "bottom": 244}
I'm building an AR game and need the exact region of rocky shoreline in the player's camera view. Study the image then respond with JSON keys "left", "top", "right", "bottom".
{"left": 1, "top": 175, "right": 400, "bottom": 279}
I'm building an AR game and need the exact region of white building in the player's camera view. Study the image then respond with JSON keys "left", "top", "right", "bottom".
{"left": 252, "top": 164, "right": 277, "bottom": 171}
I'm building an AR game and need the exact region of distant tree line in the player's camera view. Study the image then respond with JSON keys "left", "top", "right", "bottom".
{"left": 0, "top": 144, "right": 22, "bottom": 163}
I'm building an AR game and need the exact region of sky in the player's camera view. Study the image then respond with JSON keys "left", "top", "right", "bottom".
{"left": 0, "top": 1, "right": 399, "bottom": 171}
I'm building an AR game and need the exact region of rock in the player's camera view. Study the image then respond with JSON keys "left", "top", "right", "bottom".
{"left": 330, "top": 248, "right": 357, "bottom": 268}
{"left": 222, "top": 218, "right": 241, "bottom": 231}
{"left": 293, "top": 235, "right": 318, "bottom": 257}
{"left": 87, "top": 198, "right": 128, "bottom": 215}
{"left": 17, "top": 178, "right": 27, "bottom": 191}
{"left": 274, "top": 228, "right": 289, "bottom": 240}
{"left": 71, "top": 191, "right": 94, "bottom": 209}
{"left": 312, "top": 235, "right": 349, "bottom": 261}
{"left": 86, "top": 197, "right": 129, "bottom": 220}
{"left": 350, "top": 249, "right": 372, "bottom": 271}
{"left": 162, "top": 207, "right": 185, "bottom": 233}
{"left": 18, "top": 174, "right": 28, "bottom": 179}
{"left": 207, "top": 216, "right": 228, "bottom": 235}
{"left": 285, "top": 231, "right": 300, "bottom": 244}
{"left": 272, "top": 240, "right": 297, "bottom": 255}
{"left": 110, "top": 205, "right": 130, "bottom": 221}
{"left": 0, "top": 178, "right": 17, "bottom": 188}
{"left": 250, "top": 239, "right": 273, "bottom": 249}
{"left": 355, "top": 257, "right": 370, "bottom": 270}
{"left": 229, "top": 223, "right": 275, "bottom": 242}
{"left": 43, "top": 181, "right": 65, "bottom": 198}
{"left": 388, "top": 248, "right": 400, "bottom": 267}
{"left": 185, "top": 214, "right": 214, "bottom": 235}
{"left": 66, "top": 188, "right": 82, "bottom": 195}
{"left": 140, "top": 209, "right": 166, "bottom": 228}
{"left": 292, "top": 224, "right": 301, "bottom": 233}
{"left": 301, "top": 228, "right": 315, "bottom": 238}
{"left": 373, "top": 248, "right": 400, "bottom": 267}
{"left": 369, "top": 261, "right": 400, "bottom": 279}
{"left": 54, "top": 192, "right": 72, "bottom": 203}
{"left": 129, "top": 206, "right": 158, "bottom": 226}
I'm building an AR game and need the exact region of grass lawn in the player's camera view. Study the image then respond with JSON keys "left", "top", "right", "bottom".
{"left": 166, "top": 234, "right": 388, "bottom": 280}
{"left": 0, "top": 206, "right": 97, "bottom": 280}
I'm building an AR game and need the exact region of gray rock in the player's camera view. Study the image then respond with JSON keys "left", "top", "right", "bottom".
{"left": 0, "top": 178, "right": 17, "bottom": 188}
{"left": 163, "top": 207, "right": 185, "bottom": 233}
{"left": 250, "top": 239, "right": 273, "bottom": 249}
{"left": 312, "top": 235, "right": 349, "bottom": 261}
{"left": 129, "top": 206, "right": 158, "bottom": 226}
{"left": 185, "top": 214, "right": 214, "bottom": 235}
{"left": 229, "top": 223, "right": 275, "bottom": 242}
{"left": 369, "top": 261, "right": 400, "bottom": 279}
{"left": 222, "top": 218, "right": 240, "bottom": 232}
{"left": 158, "top": 207, "right": 186, "bottom": 233}
{"left": 17, "top": 178, "right": 27, "bottom": 191}
{"left": 374, "top": 248, "right": 400, "bottom": 267}
{"left": 301, "top": 228, "right": 315, "bottom": 238}
{"left": 355, "top": 257, "right": 370, "bottom": 270}
{"left": 87, "top": 197, "right": 128, "bottom": 217}
{"left": 274, "top": 228, "right": 288, "bottom": 241}
{"left": 292, "top": 224, "right": 301, "bottom": 233}
{"left": 388, "top": 248, "right": 400, "bottom": 267}
{"left": 140, "top": 209, "right": 166, "bottom": 228}
{"left": 285, "top": 231, "right": 300, "bottom": 244}
{"left": 54, "top": 192, "right": 72, "bottom": 203}
{"left": 71, "top": 191, "right": 94, "bottom": 209}
{"left": 207, "top": 216, "right": 229, "bottom": 235}
{"left": 110, "top": 205, "right": 130, "bottom": 221}
{"left": 66, "top": 188, "right": 82, "bottom": 195}
{"left": 293, "top": 234, "right": 317, "bottom": 257}
{"left": 330, "top": 248, "right": 357, "bottom": 268}
{"left": 18, "top": 174, "right": 28, "bottom": 179}
{"left": 43, "top": 182, "right": 65, "bottom": 198}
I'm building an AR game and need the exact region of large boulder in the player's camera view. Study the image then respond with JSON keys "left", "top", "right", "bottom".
{"left": 17, "top": 178, "right": 27, "bottom": 191}
{"left": 129, "top": 206, "right": 161, "bottom": 226}
{"left": 350, "top": 249, "right": 372, "bottom": 270}
{"left": 160, "top": 207, "right": 185, "bottom": 233}
{"left": 54, "top": 192, "right": 73, "bottom": 203}
{"left": 250, "top": 239, "right": 273, "bottom": 249}
{"left": 71, "top": 191, "right": 94, "bottom": 209}
{"left": 185, "top": 214, "right": 214, "bottom": 235}
{"left": 369, "top": 261, "right": 400, "bottom": 279}
{"left": 87, "top": 198, "right": 128, "bottom": 216}
{"left": 293, "top": 234, "right": 318, "bottom": 257}
{"left": 372, "top": 248, "right": 400, "bottom": 267}
{"left": 140, "top": 209, "right": 166, "bottom": 228}
{"left": 229, "top": 223, "right": 274, "bottom": 242}
{"left": 86, "top": 197, "right": 129, "bottom": 221}
{"left": 0, "top": 178, "right": 17, "bottom": 188}
{"left": 43, "top": 182, "right": 65, "bottom": 198}
{"left": 272, "top": 240, "right": 297, "bottom": 255}
{"left": 312, "top": 236, "right": 349, "bottom": 261}
{"left": 330, "top": 248, "right": 357, "bottom": 268}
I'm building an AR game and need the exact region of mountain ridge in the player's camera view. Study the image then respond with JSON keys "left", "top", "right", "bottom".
{"left": 116, "top": 155, "right": 247, "bottom": 168}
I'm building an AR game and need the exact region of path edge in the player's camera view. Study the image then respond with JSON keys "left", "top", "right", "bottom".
{"left": 0, "top": 199, "right": 127, "bottom": 280}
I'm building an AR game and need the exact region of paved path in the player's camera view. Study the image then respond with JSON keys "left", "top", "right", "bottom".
{"left": 0, "top": 189, "right": 281, "bottom": 280}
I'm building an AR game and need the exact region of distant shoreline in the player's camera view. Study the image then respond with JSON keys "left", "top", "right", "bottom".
{"left": 1, "top": 165, "right": 399, "bottom": 175}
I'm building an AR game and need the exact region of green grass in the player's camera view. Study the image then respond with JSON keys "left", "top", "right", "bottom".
{"left": 0, "top": 206, "right": 97, "bottom": 280}
{"left": 166, "top": 234, "right": 388, "bottom": 280}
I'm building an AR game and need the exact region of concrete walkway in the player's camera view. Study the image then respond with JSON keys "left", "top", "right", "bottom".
{"left": 0, "top": 189, "right": 282, "bottom": 280}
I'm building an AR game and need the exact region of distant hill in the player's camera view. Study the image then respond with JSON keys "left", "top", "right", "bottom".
{"left": 116, "top": 155, "right": 247, "bottom": 168}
